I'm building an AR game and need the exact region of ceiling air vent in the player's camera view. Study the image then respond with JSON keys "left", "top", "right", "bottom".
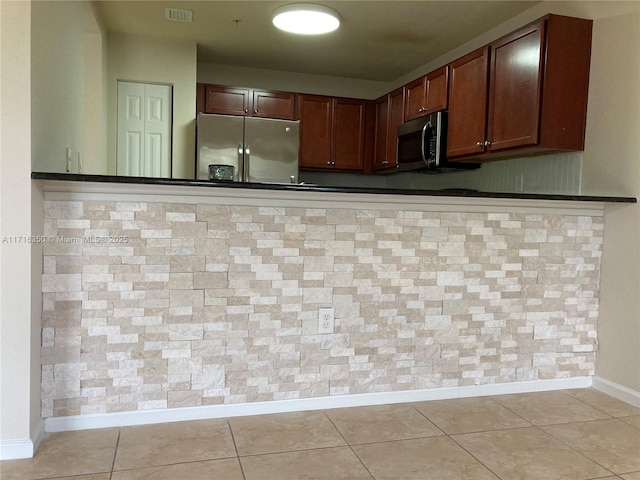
{"left": 165, "top": 8, "right": 193, "bottom": 23}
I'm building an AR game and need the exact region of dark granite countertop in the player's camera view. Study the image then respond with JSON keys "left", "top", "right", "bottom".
{"left": 31, "top": 172, "right": 637, "bottom": 203}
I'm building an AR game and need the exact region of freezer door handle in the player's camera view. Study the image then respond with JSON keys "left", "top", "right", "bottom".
{"left": 244, "top": 145, "right": 251, "bottom": 182}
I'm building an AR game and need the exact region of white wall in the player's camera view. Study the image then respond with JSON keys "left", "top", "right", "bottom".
{"left": 30, "top": 0, "right": 107, "bottom": 175}
{"left": 82, "top": 2, "right": 108, "bottom": 175}
{"left": 583, "top": 11, "right": 640, "bottom": 392}
{"left": 30, "top": 1, "right": 85, "bottom": 173}
{"left": 0, "top": 0, "right": 43, "bottom": 460}
{"left": 107, "top": 34, "right": 197, "bottom": 179}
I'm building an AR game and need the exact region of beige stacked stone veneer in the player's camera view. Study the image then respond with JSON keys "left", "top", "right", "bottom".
{"left": 41, "top": 200, "right": 603, "bottom": 417}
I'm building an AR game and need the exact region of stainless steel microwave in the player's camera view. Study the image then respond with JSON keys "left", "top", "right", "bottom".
{"left": 396, "top": 111, "right": 479, "bottom": 173}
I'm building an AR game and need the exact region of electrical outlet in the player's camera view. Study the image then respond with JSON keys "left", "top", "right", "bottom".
{"left": 515, "top": 173, "right": 524, "bottom": 193}
{"left": 66, "top": 147, "right": 72, "bottom": 173}
{"left": 318, "top": 307, "right": 334, "bottom": 334}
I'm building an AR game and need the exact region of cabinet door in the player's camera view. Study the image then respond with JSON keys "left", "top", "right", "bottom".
{"left": 204, "top": 85, "right": 249, "bottom": 116}
{"left": 404, "top": 77, "right": 426, "bottom": 122}
{"left": 333, "top": 98, "right": 365, "bottom": 171}
{"left": 252, "top": 90, "right": 297, "bottom": 120}
{"left": 404, "top": 66, "right": 449, "bottom": 122}
{"left": 447, "top": 46, "right": 490, "bottom": 159}
{"left": 487, "top": 21, "right": 544, "bottom": 152}
{"left": 373, "top": 95, "right": 389, "bottom": 171}
{"left": 387, "top": 87, "right": 405, "bottom": 168}
{"left": 299, "top": 95, "right": 333, "bottom": 169}
{"left": 424, "top": 66, "right": 449, "bottom": 114}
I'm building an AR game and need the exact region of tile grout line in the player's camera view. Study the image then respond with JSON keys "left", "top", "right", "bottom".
{"left": 109, "top": 427, "right": 121, "bottom": 480}
{"left": 447, "top": 434, "right": 504, "bottom": 480}
{"left": 408, "top": 402, "right": 450, "bottom": 436}
{"left": 537, "top": 423, "right": 618, "bottom": 477}
{"left": 226, "top": 418, "right": 247, "bottom": 480}
{"left": 408, "top": 402, "right": 506, "bottom": 480}
{"left": 322, "top": 411, "right": 378, "bottom": 480}
{"left": 565, "top": 391, "right": 631, "bottom": 419}
{"left": 490, "top": 391, "right": 621, "bottom": 477}
{"left": 498, "top": 394, "right": 629, "bottom": 478}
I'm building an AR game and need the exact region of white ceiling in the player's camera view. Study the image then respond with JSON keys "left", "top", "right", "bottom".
{"left": 94, "top": 1, "right": 541, "bottom": 82}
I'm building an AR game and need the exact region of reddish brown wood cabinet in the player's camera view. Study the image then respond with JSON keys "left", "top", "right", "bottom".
{"left": 252, "top": 90, "right": 297, "bottom": 120}
{"left": 388, "top": 88, "right": 405, "bottom": 167}
{"left": 299, "top": 94, "right": 366, "bottom": 172}
{"left": 447, "top": 14, "right": 592, "bottom": 161}
{"left": 373, "top": 94, "right": 389, "bottom": 171}
{"left": 298, "top": 95, "right": 333, "bottom": 169}
{"left": 197, "top": 83, "right": 297, "bottom": 120}
{"left": 373, "top": 87, "right": 404, "bottom": 172}
{"left": 446, "top": 47, "right": 490, "bottom": 159}
{"left": 201, "top": 85, "right": 250, "bottom": 116}
{"left": 404, "top": 66, "right": 449, "bottom": 122}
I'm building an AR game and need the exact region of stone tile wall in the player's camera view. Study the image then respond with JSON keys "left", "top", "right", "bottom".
{"left": 41, "top": 200, "right": 603, "bottom": 417}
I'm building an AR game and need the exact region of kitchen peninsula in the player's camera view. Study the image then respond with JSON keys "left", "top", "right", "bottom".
{"left": 31, "top": 173, "right": 635, "bottom": 431}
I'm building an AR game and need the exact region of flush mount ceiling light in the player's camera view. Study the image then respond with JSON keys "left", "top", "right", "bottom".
{"left": 272, "top": 4, "right": 341, "bottom": 35}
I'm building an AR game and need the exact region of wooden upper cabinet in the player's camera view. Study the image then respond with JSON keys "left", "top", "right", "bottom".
{"left": 252, "top": 90, "right": 297, "bottom": 120}
{"left": 373, "top": 94, "right": 390, "bottom": 171}
{"left": 198, "top": 84, "right": 297, "bottom": 120}
{"left": 387, "top": 87, "right": 405, "bottom": 166}
{"left": 372, "top": 87, "right": 404, "bottom": 173}
{"left": 333, "top": 98, "right": 366, "bottom": 171}
{"left": 404, "top": 77, "right": 426, "bottom": 122}
{"left": 448, "top": 14, "right": 592, "bottom": 161}
{"left": 487, "top": 21, "right": 544, "bottom": 152}
{"left": 534, "top": 14, "right": 592, "bottom": 151}
{"left": 204, "top": 85, "right": 250, "bottom": 116}
{"left": 404, "top": 66, "right": 449, "bottom": 121}
{"left": 447, "top": 47, "right": 490, "bottom": 159}
{"left": 299, "top": 94, "right": 366, "bottom": 172}
{"left": 299, "top": 95, "right": 333, "bottom": 169}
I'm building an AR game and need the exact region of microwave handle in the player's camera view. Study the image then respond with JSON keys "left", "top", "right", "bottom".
{"left": 421, "top": 121, "right": 432, "bottom": 164}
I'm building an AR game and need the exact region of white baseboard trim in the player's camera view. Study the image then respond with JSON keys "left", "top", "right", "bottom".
{"left": 592, "top": 376, "right": 640, "bottom": 407}
{"left": 0, "top": 419, "right": 45, "bottom": 460}
{"left": 45, "top": 376, "right": 592, "bottom": 433}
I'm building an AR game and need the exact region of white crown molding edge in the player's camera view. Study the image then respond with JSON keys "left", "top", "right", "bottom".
{"left": 44, "top": 376, "right": 592, "bottom": 433}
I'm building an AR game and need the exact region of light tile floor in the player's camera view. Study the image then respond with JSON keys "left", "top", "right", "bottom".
{"left": 2, "top": 388, "right": 639, "bottom": 480}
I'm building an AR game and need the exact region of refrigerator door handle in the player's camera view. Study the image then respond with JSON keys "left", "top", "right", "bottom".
{"left": 244, "top": 145, "right": 251, "bottom": 182}
{"left": 237, "top": 144, "right": 244, "bottom": 181}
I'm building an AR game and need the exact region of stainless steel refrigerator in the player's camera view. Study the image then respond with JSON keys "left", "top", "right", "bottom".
{"left": 196, "top": 113, "right": 300, "bottom": 183}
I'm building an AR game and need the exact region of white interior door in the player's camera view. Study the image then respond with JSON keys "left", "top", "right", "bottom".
{"left": 117, "top": 81, "right": 172, "bottom": 177}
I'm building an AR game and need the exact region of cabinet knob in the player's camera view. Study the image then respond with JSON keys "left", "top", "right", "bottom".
{"left": 254, "top": 109, "right": 258, "bottom": 114}
{"left": 418, "top": 107, "right": 426, "bottom": 113}
{"left": 484, "top": 140, "right": 491, "bottom": 147}
{"left": 476, "top": 141, "right": 483, "bottom": 147}
{"left": 326, "top": 161, "right": 331, "bottom": 165}
{"left": 244, "top": 109, "right": 248, "bottom": 113}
